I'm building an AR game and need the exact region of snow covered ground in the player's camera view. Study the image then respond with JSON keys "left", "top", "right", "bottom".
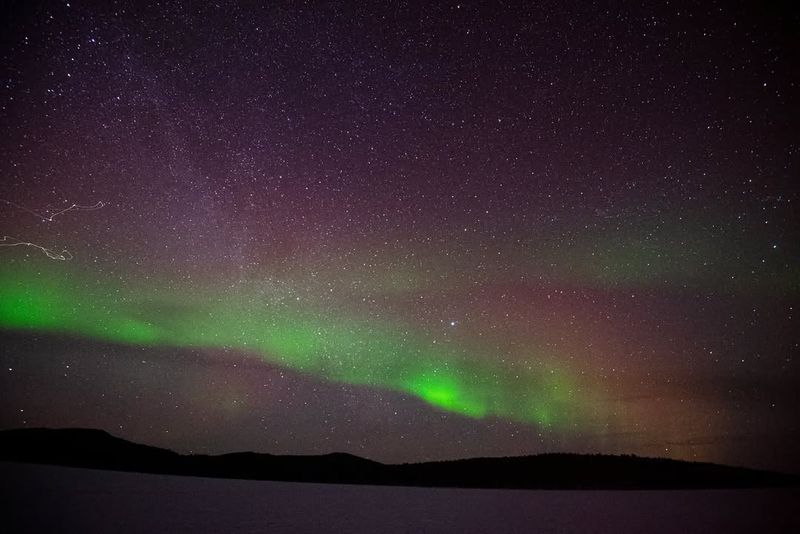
{"left": 2, "top": 461, "right": 797, "bottom": 533}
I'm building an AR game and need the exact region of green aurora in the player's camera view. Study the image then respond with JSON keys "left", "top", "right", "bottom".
{"left": 0, "top": 261, "right": 581, "bottom": 426}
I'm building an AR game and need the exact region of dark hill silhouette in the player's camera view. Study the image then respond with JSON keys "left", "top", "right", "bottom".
{"left": 1, "top": 428, "right": 796, "bottom": 490}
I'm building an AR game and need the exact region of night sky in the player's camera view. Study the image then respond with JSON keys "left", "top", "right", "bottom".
{"left": 1, "top": 1, "right": 798, "bottom": 472}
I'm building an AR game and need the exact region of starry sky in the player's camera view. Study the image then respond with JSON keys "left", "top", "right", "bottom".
{"left": 1, "top": 1, "right": 798, "bottom": 472}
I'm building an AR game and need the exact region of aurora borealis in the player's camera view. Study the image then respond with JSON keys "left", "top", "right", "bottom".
{"left": 1, "top": 1, "right": 798, "bottom": 472}
{"left": 0, "top": 259, "right": 583, "bottom": 425}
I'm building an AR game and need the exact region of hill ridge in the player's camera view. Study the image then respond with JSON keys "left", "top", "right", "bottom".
{"left": 1, "top": 427, "right": 796, "bottom": 490}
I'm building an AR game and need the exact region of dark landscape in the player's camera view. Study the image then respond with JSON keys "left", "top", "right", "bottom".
{"left": 1, "top": 428, "right": 796, "bottom": 490}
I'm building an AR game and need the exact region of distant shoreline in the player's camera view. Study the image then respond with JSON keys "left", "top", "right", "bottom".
{"left": 2, "top": 428, "right": 797, "bottom": 490}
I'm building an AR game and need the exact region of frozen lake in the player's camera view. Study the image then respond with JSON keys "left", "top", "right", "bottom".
{"left": 2, "top": 461, "right": 797, "bottom": 533}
